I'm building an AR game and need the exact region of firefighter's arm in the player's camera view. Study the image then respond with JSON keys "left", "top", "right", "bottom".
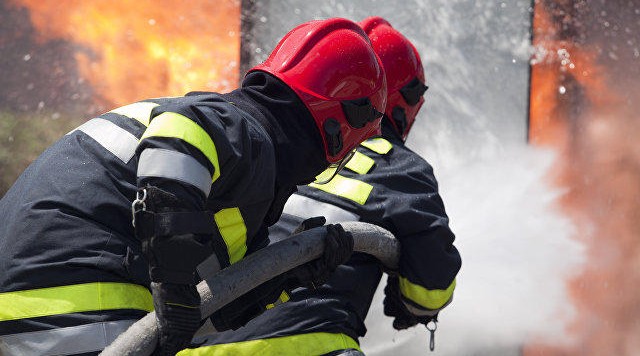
{"left": 392, "top": 221, "right": 459, "bottom": 322}
{"left": 382, "top": 219, "right": 459, "bottom": 331}
{"left": 134, "top": 101, "right": 222, "bottom": 354}
{"left": 133, "top": 185, "right": 214, "bottom": 355}
{"left": 379, "top": 158, "right": 461, "bottom": 330}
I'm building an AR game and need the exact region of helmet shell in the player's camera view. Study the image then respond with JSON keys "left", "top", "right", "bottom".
{"left": 250, "top": 18, "right": 387, "bottom": 163}
{"left": 359, "top": 16, "right": 426, "bottom": 140}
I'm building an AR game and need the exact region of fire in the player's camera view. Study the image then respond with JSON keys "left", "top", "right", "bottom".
{"left": 527, "top": 1, "right": 640, "bottom": 355}
{"left": 528, "top": 1, "right": 613, "bottom": 147}
{"left": 8, "top": 0, "right": 240, "bottom": 107}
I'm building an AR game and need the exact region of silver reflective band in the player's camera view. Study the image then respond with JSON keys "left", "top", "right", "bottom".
{"left": 283, "top": 194, "right": 359, "bottom": 224}
{"left": 138, "top": 148, "right": 213, "bottom": 197}
{"left": 0, "top": 320, "right": 136, "bottom": 356}
{"left": 71, "top": 118, "right": 139, "bottom": 163}
{"left": 403, "top": 300, "right": 440, "bottom": 317}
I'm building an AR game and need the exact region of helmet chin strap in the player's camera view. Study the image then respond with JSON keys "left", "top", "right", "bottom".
{"left": 313, "top": 148, "right": 357, "bottom": 185}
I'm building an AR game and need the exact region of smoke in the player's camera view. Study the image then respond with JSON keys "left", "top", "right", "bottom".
{"left": 361, "top": 144, "right": 585, "bottom": 355}
{"left": 0, "top": 1, "right": 98, "bottom": 114}
{"left": 354, "top": 1, "right": 587, "bottom": 354}
{"left": 525, "top": 1, "right": 640, "bottom": 354}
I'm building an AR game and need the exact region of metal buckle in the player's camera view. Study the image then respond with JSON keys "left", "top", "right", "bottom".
{"left": 426, "top": 319, "right": 437, "bottom": 351}
{"left": 131, "top": 188, "right": 147, "bottom": 227}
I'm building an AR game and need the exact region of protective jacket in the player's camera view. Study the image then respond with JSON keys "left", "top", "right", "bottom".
{"left": 190, "top": 121, "right": 461, "bottom": 355}
{"left": 0, "top": 72, "right": 327, "bottom": 355}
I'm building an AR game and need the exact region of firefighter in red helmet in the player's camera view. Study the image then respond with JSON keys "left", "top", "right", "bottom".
{"left": 0, "top": 18, "right": 386, "bottom": 355}
{"left": 360, "top": 16, "right": 426, "bottom": 140}
{"left": 189, "top": 16, "right": 461, "bottom": 356}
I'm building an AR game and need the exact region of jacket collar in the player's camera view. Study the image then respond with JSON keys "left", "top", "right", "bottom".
{"left": 220, "top": 72, "right": 329, "bottom": 224}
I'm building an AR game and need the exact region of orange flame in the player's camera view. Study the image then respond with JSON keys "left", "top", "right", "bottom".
{"left": 9, "top": 0, "right": 240, "bottom": 107}
{"left": 527, "top": 1, "right": 640, "bottom": 355}
{"left": 528, "top": 1, "right": 613, "bottom": 147}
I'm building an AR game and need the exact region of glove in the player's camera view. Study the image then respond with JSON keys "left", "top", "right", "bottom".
{"left": 383, "top": 275, "right": 436, "bottom": 330}
{"left": 287, "top": 223, "right": 354, "bottom": 289}
{"left": 151, "top": 282, "right": 202, "bottom": 356}
{"left": 210, "top": 275, "right": 287, "bottom": 331}
{"left": 292, "top": 216, "right": 326, "bottom": 234}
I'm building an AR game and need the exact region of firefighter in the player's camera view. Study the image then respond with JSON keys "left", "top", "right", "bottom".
{"left": 0, "top": 18, "right": 387, "bottom": 356}
{"left": 185, "top": 17, "right": 462, "bottom": 355}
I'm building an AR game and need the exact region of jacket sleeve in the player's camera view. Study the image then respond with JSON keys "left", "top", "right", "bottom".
{"left": 350, "top": 139, "right": 460, "bottom": 315}
{"left": 136, "top": 96, "right": 225, "bottom": 210}
{"left": 134, "top": 95, "right": 258, "bottom": 273}
{"left": 382, "top": 153, "right": 460, "bottom": 314}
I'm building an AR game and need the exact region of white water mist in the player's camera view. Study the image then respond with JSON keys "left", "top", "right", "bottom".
{"left": 361, "top": 145, "right": 585, "bottom": 355}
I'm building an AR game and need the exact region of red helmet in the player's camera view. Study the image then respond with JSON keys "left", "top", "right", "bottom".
{"left": 359, "top": 17, "right": 428, "bottom": 141}
{"left": 249, "top": 18, "right": 387, "bottom": 163}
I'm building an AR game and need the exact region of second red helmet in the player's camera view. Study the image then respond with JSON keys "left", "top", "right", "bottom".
{"left": 359, "top": 17, "right": 428, "bottom": 141}
{"left": 250, "top": 18, "right": 387, "bottom": 163}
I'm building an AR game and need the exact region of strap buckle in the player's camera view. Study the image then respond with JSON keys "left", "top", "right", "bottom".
{"left": 131, "top": 188, "right": 147, "bottom": 227}
{"left": 425, "top": 319, "right": 437, "bottom": 351}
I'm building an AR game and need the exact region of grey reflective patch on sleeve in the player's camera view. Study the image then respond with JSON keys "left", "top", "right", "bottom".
{"left": 403, "top": 297, "right": 450, "bottom": 317}
{"left": 71, "top": 118, "right": 139, "bottom": 163}
{"left": 0, "top": 320, "right": 136, "bottom": 356}
{"left": 283, "top": 194, "right": 359, "bottom": 223}
{"left": 137, "top": 148, "right": 213, "bottom": 197}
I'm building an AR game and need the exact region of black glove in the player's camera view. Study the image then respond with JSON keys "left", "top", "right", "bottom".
{"left": 292, "top": 216, "right": 326, "bottom": 234}
{"left": 210, "top": 275, "right": 287, "bottom": 331}
{"left": 151, "top": 282, "right": 202, "bottom": 356}
{"left": 287, "top": 223, "right": 354, "bottom": 289}
{"left": 383, "top": 275, "right": 436, "bottom": 330}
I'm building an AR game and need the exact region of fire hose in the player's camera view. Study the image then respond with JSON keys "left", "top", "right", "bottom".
{"left": 100, "top": 221, "right": 399, "bottom": 356}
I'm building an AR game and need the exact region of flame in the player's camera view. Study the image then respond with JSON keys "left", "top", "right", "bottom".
{"left": 9, "top": 0, "right": 240, "bottom": 106}
{"left": 528, "top": 1, "right": 614, "bottom": 147}
{"left": 527, "top": 1, "right": 640, "bottom": 355}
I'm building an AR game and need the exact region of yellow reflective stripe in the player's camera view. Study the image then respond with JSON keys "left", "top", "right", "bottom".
{"left": 361, "top": 137, "right": 393, "bottom": 154}
{"left": 309, "top": 175, "right": 373, "bottom": 205}
{"left": 141, "top": 112, "right": 221, "bottom": 182}
{"left": 0, "top": 282, "right": 153, "bottom": 322}
{"left": 344, "top": 150, "right": 375, "bottom": 174}
{"left": 399, "top": 277, "right": 456, "bottom": 310}
{"left": 214, "top": 207, "right": 248, "bottom": 264}
{"left": 313, "top": 166, "right": 337, "bottom": 184}
{"left": 178, "top": 332, "right": 361, "bottom": 356}
{"left": 265, "top": 290, "right": 290, "bottom": 310}
{"left": 108, "top": 102, "right": 159, "bottom": 127}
